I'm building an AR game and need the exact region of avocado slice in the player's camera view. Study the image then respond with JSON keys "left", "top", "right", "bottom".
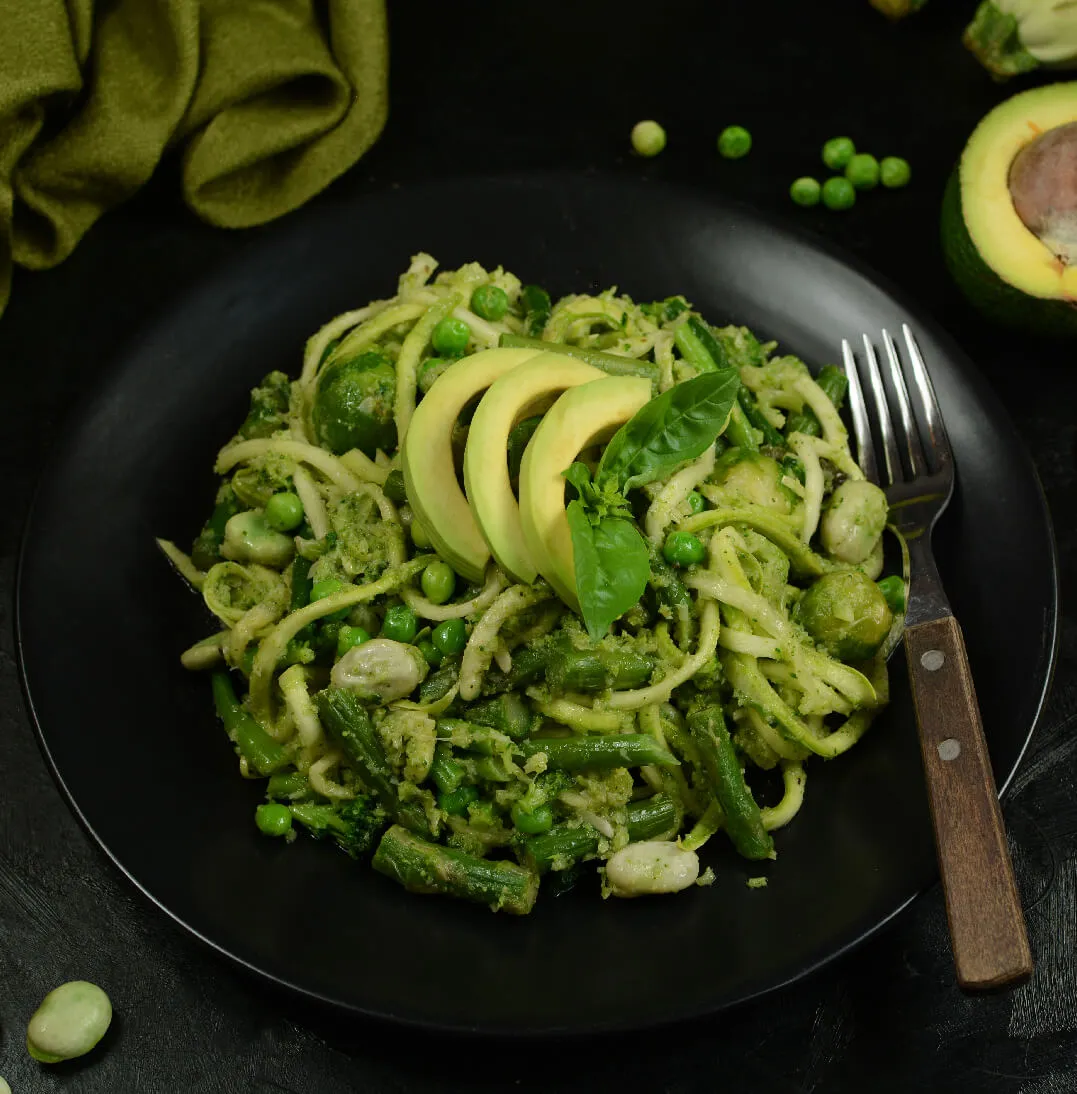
{"left": 518, "top": 376, "right": 652, "bottom": 610}
{"left": 402, "top": 347, "right": 541, "bottom": 583}
{"left": 465, "top": 354, "right": 607, "bottom": 584}
{"left": 942, "top": 81, "right": 1077, "bottom": 335}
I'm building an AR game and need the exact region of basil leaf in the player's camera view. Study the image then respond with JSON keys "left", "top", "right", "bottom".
{"left": 566, "top": 502, "right": 650, "bottom": 641}
{"left": 563, "top": 461, "right": 594, "bottom": 499}
{"left": 596, "top": 370, "right": 742, "bottom": 493}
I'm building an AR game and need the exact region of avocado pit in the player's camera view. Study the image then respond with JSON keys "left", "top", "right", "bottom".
{"left": 1009, "top": 121, "right": 1077, "bottom": 266}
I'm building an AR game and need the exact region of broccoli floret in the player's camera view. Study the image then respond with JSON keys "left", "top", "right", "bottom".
{"left": 237, "top": 371, "right": 292, "bottom": 440}
{"left": 290, "top": 796, "right": 386, "bottom": 858}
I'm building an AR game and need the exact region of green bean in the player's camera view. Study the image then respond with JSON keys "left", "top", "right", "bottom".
{"left": 418, "top": 657, "right": 460, "bottom": 704}
{"left": 688, "top": 706, "right": 773, "bottom": 860}
{"left": 672, "top": 321, "right": 757, "bottom": 450}
{"left": 625, "top": 792, "right": 679, "bottom": 841}
{"left": 481, "top": 643, "right": 551, "bottom": 694}
{"left": 785, "top": 364, "right": 849, "bottom": 437}
{"left": 430, "top": 744, "right": 465, "bottom": 794}
{"left": 372, "top": 825, "right": 539, "bottom": 914}
{"left": 316, "top": 687, "right": 428, "bottom": 833}
{"left": 211, "top": 672, "right": 289, "bottom": 776}
{"left": 520, "top": 734, "right": 678, "bottom": 772}
{"left": 545, "top": 646, "right": 654, "bottom": 693}
{"left": 498, "top": 333, "right": 659, "bottom": 383}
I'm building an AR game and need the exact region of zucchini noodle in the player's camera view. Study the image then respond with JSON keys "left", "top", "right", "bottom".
{"left": 166, "top": 255, "right": 901, "bottom": 913}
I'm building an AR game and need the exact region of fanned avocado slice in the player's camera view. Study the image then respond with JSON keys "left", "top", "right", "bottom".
{"left": 942, "top": 81, "right": 1077, "bottom": 335}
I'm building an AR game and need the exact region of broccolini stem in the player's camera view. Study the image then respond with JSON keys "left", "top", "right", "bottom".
{"left": 520, "top": 734, "right": 679, "bottom": 772}
{"left": 210, "top": 672, "right": 289, "bottom": 776}
{"left": 498, "top": 334, "right": 659, "bottom": 383}
{"left": 687, "top": 706, "right": 774, "bottom": 860}
{"left": 672, "top": 321, "right": 757, "bottom": 450}
{"left": 372, "top": 825, "right": 539, "bottom": 914}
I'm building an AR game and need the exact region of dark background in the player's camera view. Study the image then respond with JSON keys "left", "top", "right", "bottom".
{"left": 2, "top": 2, "right": 1076, "bottom": 1092}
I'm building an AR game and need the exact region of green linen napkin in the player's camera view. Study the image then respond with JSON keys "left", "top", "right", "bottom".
{"left": 0, "top": 0, "right": 388, "bottom": 318}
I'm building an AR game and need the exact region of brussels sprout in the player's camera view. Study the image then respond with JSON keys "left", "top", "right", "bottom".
{"left": 312, "top": 351, "right": 396, "bottom": 457}
{"left": 820, "top": 480, "right": 889, "bottom": 564}
{"left": 220, "top": 511, "right": 295, "bottom": 568}
{"left": 713, "top": 450, "right": 798, "bottom": 514}
{"left": 796, "top": 570, "right": 893, "bottom": 662}
{"left": 330, "top": 638, "right": 429, "bottom": 702}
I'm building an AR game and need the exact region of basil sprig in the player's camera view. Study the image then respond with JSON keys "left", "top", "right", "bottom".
{"left": 565, "top": 372, "right": 741, "bottom": 639}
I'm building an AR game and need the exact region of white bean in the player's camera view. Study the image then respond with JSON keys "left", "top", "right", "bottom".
{"left": 26, "top": 980, "right": 112, "bottom": 1063}
{"left": 605, "top": 841, "right": 700, "bottom": 897}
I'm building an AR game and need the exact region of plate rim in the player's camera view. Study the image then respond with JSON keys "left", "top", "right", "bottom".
{"left": 13, "top": 170, "right": 1062, "bottom": 1036}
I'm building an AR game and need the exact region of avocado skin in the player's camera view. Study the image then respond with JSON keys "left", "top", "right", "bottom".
{"left": 941, "top": 167, "right": 1077, "bottom": 337}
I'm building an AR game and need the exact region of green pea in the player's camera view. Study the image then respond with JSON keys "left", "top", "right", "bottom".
{"left": 381, "top": 604, "right": 418, "bottom": 643}
{"left": 686, "top": 491, "right": 706, "bottom": 515}
{"left": 336, "top": 624, "right": 371, "bottom": 657}
{"left": 417, "top": 638, "right": 443, "bottom": 667}
{"left": 421, "top": 560, "right": 456, "bottom": 604}
{"left": 26, "top": 981, "right": 112, "bottom": 1064}
{"left": 880, "top": 156, "right": 911, "bottom": 189}
{"left": 255, "top": 802, "right": 293, "bottom": 837}
{"left": 410, "top": 517, "right": 432, "bottom": 549}
{"left": 382, "top": 468, "right": 407, "bottom": 505}
{"left": 264, "top": 491, "right": 304, "bottom": 532}
{"left": 821, "top": 176, "right": 856, "bottom": 211}
{"left": 310, "top": 579, "right": 351, "bottom": 621}
{"left": 631, "top": 119, "right": 667, "bottom": 158}
{"left": 310, "top": 578, "right": 351, "bottom": 621}
{"left": 511, "top": 801, "right": 554, "bottom": 835}
{"left": 790, "top": 177, "right": 822, "bottom": 207}
{"left": 431, "top": 316, "right": 470, "bottom": 356}
{"left": 439, "top": 785, "right": 479, "bottom": 816}
{"left": 470, "top": 285, "right": 509, "bottom": 321}
{"left": 822, "top": 136, "right": 856, "bottom": 171}
{"left": 663, "top": 530, "right": 706, "bottom": 568}
{"left": 417, "top": 356, "right": 453, "bottom": 394}
{"left": 432, "top": 617, "right": 467, "bottom": 656}
{"left": 717, "top": 125, "right": 752, "bottom": 159}
{"left": 845, "top": 153, "right": 880, "bottom": 191}
{"left": 876, "top": 574, "right": 906, "bottom": 614}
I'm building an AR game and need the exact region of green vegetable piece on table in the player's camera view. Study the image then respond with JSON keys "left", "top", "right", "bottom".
{"left": 880, "top": 156, "right": 911, "bottom": 188}
{"left": 790, "top": 177, "right": 822, "bottom": 207}
{"left": 470, "top": 284, "right": 509, "bottom": 321}
{"left": 26, "top": 981, "right": 112, "bottom": 1064}
{"left": 964, "top": 0, "right": 1077, "bottom": 79}
{"left": 631, "top": 119, "right": 667, "bottom": 157}
{"left": 718, "top": 125, "right": 752, "bottom": 159}
{"left": 431, "top": 316, "right": 471, "bottom": 356}
{"left": 822, "top": 137, "right": 856, "bottom": 171}
{"left": 822, "top": 176, "right": 856, "bottom": 211}
{"left": 845, "top": 153, "right": 880, "bottom": 191}
{"left": 312, "top": 350, "right": 396, "bottom": 457}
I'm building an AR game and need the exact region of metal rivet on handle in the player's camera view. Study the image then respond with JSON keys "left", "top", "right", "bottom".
{"left": 921, "top": 649, "right": 945, "bottom": 671}
{"left": 938, "top": 738, "right": 961, "bottom": 762}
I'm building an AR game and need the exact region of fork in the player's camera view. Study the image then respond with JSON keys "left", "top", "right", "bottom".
{"left": 842, "top": 324, "right": 1032, "bottom": 993}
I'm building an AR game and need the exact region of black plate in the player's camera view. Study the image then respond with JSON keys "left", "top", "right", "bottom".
{"left": 17, "top": 174, "right": 1059, "bottom": 1035}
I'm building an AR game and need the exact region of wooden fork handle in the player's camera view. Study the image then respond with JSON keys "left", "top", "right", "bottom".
{"left": 903, "top": 615, "right": 1032, "bottom": 991}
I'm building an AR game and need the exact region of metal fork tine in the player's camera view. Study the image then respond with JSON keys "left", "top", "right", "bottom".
{"left": 882, "top": 328, "right": 925, "bottom": 478}
{"left": 861, "top": 334, "right": 902, "bottom": 485}
{"left": 841, "top": 339, "right": 878, "bottom": 484}
{"left": 903, "top": 324, "right": 952, "bottom": 468}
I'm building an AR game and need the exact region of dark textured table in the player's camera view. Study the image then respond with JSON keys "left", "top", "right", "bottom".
{"left": 2, "top": 3, "right": 1076, "bottom": 1092}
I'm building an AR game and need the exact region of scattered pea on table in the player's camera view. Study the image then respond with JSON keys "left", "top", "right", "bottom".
{"left": 255, "top": 802, "right": 293, "bottom": 837}
{"left": 845, "top": 153, "right": 880, "bottom": 191}
{"left": 26, "top": 981, "right": 113, "bottom": 1064}
{"left": 630, "top": 119, "right": 667, "bottom": 157}
{"left": 822, "top": 136, "right": 856, "bottom": 170}
{"left": 822, "top": 176, "right": 857, "bottom": 211}
{"left": 880, "top": 155, "right": 911, "bottom": 188}
{"left": 717, "top": 125, "right": 752, "bottom": 159}
{"left": 790, "top": 177, "right": 822, "bottom": 207}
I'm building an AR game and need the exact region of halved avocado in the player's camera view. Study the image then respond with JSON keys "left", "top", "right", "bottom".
{"left": 402, "top": 347, "right": 541, "bottom": 582}
{"left": 464, "top": 353, "right": 607, "bottom": 584}
{"left": 518, "top": 376, "right": 652, "bottom": 610}
{"left": 942, "top": 81, "right": 1077, "bottom": 335}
